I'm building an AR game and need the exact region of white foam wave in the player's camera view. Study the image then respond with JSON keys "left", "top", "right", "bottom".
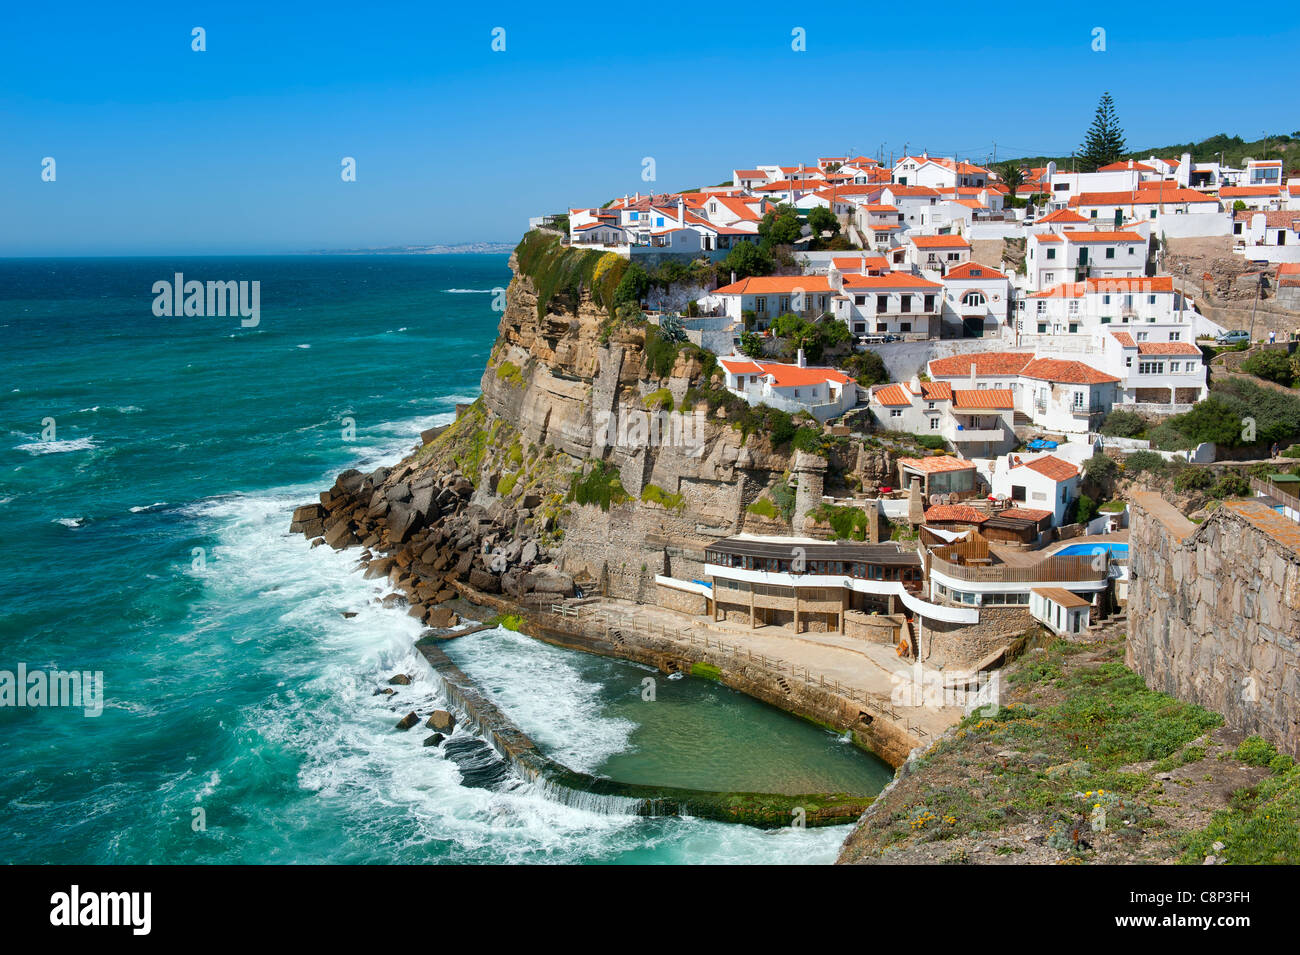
{"left": 130, "top": 502, "right": 168, "bottom": 513}
{"left": 15, "top": 437, "right": 98, "bottom": 455}
{"left": 444, "top": 288, "right": 495, "bottom": 294}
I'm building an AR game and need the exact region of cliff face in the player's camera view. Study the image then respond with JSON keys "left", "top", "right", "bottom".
{"left": 290, "top": 244, "right": 913, "bottom": 618}
{"left": 477, "top": 254, "right": 795, "bottom": 600}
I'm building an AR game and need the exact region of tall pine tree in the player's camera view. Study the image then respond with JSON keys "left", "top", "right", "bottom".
{"left": 1080, "top": 92, "right": 1127, "bottom": 170}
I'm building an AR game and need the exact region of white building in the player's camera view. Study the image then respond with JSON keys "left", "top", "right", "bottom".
{"left": 717, "top": 353, "right": 858, "bottom": 421}
{"left": 869, "top": 378, "right": 1016, "bottom": 458}
{"left": 705, "top": 275, "right": 836, "bottom": 327}
{"left": 991, "top": 454, "right": 1081, "bottom": 527}
{"left": 941, "top": 262, "right": 1010, "bottom": 337}
{"left": 1025, "top": 230, "right": 1147, "bottom": 291}
{"left": 831, "top": 271, "right": 944, "bottom": 339}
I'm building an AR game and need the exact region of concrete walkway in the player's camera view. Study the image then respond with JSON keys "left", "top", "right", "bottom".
{"left": 582, "top": 598, "right": 965, "bottom": 739}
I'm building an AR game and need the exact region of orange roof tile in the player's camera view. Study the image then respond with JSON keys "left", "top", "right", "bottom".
{"left": 712, "top": 276, "right": 834, "bottom": 295}
{"left": 873, "top": 384, "right": 913, "bottom": 407}
{"left": 944, "top": 262, "right": 1007, "bottom": 281}
{"left": 1014, "top": 455, "right": 1079, "bottom": 481}
{"left": 911, "top": 235, "right": 970, "bottom": 248}
{"left": 843, "top": 272, "right": 943, "bottom": 290}
{"left": 929, "top": 352, "right": 1034, "bottom": 377}
{"left": 924, "top": 504, "right": 988, "bottom": 523}
{"left": 952, "top": 388, "right": 1014, "bottom": 409}
{"left": 1061, "top": 231, "right": 1145, "bottom": 243}
{"left": 919, "top": 381, "right": 952, "bottom": 401}
{"left": 1110, "top": 331, "right": 1137, "bottom": 347}
{"left": 997, "top": 507, "right": 1053, "bottom": 522}
{"left": 1137, "top": 341, "right": 1202, "bottom": 355}
{"left": 1019, "top": 358, "right": 1120, "bottom": 385}
{"left": 1219, "top": 186, "right": 1282, "bottom": 197}
{"left": 899, "top": 456, "right": 976, "bottom": 474}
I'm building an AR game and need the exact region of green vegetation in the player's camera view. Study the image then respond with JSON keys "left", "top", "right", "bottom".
{"left": 640, "top": 483, "right": 685, "bottom": 511}
{"left": 690, "top": 661, "right": 723, "bottom": 681}
{"left": 739, "top": 330, "right": 764, "bottom": 358}
{"left": 495, "top": 359, "right": 525, "bottom": 387}
{"left": 911, "top": 433, "right": 947, "bottom": 451}
{"left": 1173, "top": 467, "right": 1213, "bottom": 492}
{"left": 720, "top": 241, "right": 774, "bottom": 281}
{"left": 841, "top": 349, "right": 889, "bottom": 387}
{"left": 1122, "top": 450, "right": 1166, "bottom": 476}
{"left": 758, "top": 203, "right": 803, "bottom": 246}
{"left": 567, "top": 460, "right": 629, "bottom": 511}
{"left": 643, "top": 324, "right": 682, "bottom": 379}
{"left": 768, "top": 312, "right": 851, "bottom": 363}
{"left": 1208, "top": 472, "right": 1250, "bottom": 499}
{"left": 642, "top": 387, "right": 674, "bottom": 411}
{"left": 496, "top": 472, "right": 518, "bottom": 496}
{"left": 1099, "top": 409, "right": 1147, "bottom": 438}
{"left": 1079, "top": 91, "right": 1127, "bottom": 170}
{"left": 746, "top": 496, "right": 781, "bottom": 520}
{"left": 811, "top": 503, "right": 871, "bottom": 540}
{"left": 486, "top": 612, "right": 525, "bottom": 632}
{"left": 515, "top": 230, "right": 629, "bottom": 318}
{"left": 1149, "top": 378, "right": 1300, "bottom": 451}
{"left": 1241, "top": 348, "right": 1295, "bottom": 386}
{"left": 1074, "top": 492, "right": 1096, "bottom": 525}
{"left": 1005, "top": 131, "right": 1299, "bottom": 176}
{"left": 1181, "top": 737, "right": 1299, "bottom": 864}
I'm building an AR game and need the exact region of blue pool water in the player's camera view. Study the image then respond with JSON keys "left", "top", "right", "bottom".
{"left": 1055, "top": 541, "right": 1129, "bottom": 557}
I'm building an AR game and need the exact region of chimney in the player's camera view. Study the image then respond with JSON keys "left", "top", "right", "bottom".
{"left": 969, "top": 360, "right": 978, "bottom": 386}
{"left": 677, "top": 196, "right": 684, "bottom": 227}
{"left": 796, "top": 348, "right": 807, "bottom": 368}
{"left": 731, "top": 270, "right": 737, "bottom": 285}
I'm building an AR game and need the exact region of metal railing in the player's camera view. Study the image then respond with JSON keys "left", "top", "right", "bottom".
{"left": 1250, "top": 476, "right": 1300, "bottom": 514}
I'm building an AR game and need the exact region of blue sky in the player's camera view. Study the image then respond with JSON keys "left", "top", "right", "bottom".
{"left": 1, "top": 1, "right": 1296, "bottom": 255}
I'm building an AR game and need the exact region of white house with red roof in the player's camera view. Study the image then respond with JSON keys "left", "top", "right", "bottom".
{"left": 1219, "top": 185, "right": 1284, "bottom": 211}
{"left": 990, "top": 454, "right": 1081, "bottom": 527}
{"left": 704, "top": 275, "right": 836, "bottom": 328}
{"left": 830, "top": 271, "right": 944, "bottom": 339}
{"left": 927, "top": 351, "right": 1121, "bottom": 434}
{"left": 904, "top": 234, "right": 971, "bottom": 273}
{"left": 879, "top": 184, "right": 944, "bottom": 229}
{"left": 1024, "top": 229, "right": 1147, "bottom": 291}
{"left": 1099, "top": 332, "right": 1208, "bottom": 410}
{"left": 1018, "top": 276, "right": 1188, "bottom": 341}
{"left": 869, "top": 376, "right": 1017, "bottom": 457}
{"left": 717, "top": 352, "right": 858, "bottom": 421}
{"left": 892, "top": 155, "right": 991, "bottom": 190}
{"left": 941, "top": 262, "right": 1011, "bottom": 336}
{"left": 1068, "top": 184, "right": 1222, "bottom": 225}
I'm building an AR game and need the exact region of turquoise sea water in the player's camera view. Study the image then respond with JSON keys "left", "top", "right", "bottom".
{"left": 0, "top": 255, "right": 887, "bottom": 864}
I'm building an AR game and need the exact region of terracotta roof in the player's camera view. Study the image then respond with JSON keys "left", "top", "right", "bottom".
{"left": 873, "top": 384, "right": 913, "bottom": 406}
{"left": 924, "top": 504, "right": 988, "bottom": 524}
{"left": 1019, "top": 357, "right": 1120, "bottom": 385}
{"left": 1219, "top": 186, "right": 1282, "bottom": 197}
{"left": 712, "top": 276, "right": 834, "bottom": 295}
{"left": 1137, "top": 341, "right": 1201, "bottom": 356}
{"left": 1110, "top": 331, "right": 1137, "bottom": 347}
{"left": 832, "top": 255, "right": 890, "bottom": 272}
{"left": 843, "top": 272, "right": 943, "bottom": 290}
{"left": 886, "top": 185, "right": 941, "bottom": 197}
{"left": 1096, "top": 161, "right": 1156, "bottom": 173}
{"left": 952, "top": 388, "right": 1014, "bottom": 409}
{"left": 718, "top": 357, "right": 851, "bottom": 388}
{"left": 929, "top": 352, "right": 1034, "bottom": 377}
{"left": 919, "top": 381, "right": 952, "bottom": 401}
{"left": 1033, "top": 233, "right": 1062, "bottom": 242}
{"left": 1061, "top": 230, "right": 1145, "bottom": 243}
{"left": 1014, "top": 455, "right": 1079, "bottom": 481}
{"left": 898, "top": 456, "right": 976, "bottom": 474}
{"left": 998, "top": 507, "right": 1053, "bottom": 522}
{"left": 1069, "top": 186, "right": 1215, "bottom": 206}
{"left": 944, "top": 262, "right": 1007, "bottom": 281}
{"left": 1234, "top": 210, "right": 1300, "bottom": 229}
{"left": 1032, "top": 586, "right": 1092, "bottom": 608}
{"left": 1222, "top": 500, "right": 1300, "bottom": 554}
{"left": 1037, "top": 209, "right": 1089, "bottom": 223}
{"left": 911, "top": 235, "right": 971, "bottom": 248}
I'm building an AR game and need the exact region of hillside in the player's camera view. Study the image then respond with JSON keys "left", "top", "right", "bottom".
{"left": 1005, "top": 131, "right": 1299, "bottom": 173}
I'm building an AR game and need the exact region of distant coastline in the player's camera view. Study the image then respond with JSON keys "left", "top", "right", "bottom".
{"left": 304, "top": 242, "right": 515, "bottom": 255}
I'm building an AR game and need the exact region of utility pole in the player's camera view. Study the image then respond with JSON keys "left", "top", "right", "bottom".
{"left": 992, "top": 141, "right": 997, "bottom": 165}
{"left": 1247, "top": 271, "right": 1263, "bottom": 344}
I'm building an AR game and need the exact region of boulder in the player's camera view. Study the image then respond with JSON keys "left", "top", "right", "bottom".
{"left": 423, "top": 733, "right": 445, "bottom": 747}
{"left": 384, "top": 482, "right": 412, "bottom": 504}
{"left": 335, "top": 469, "right": 365, "bottom": 494}
{"left": 426, "top": 606, "right": 459, "bottom": 629}
{"left": 323, "top": 520, "right": 355, "bottom": 550}
{"left": 388, "top": 502, "right": 420, "bottom": 544}
{"left": 373, "top": 687, "right": 395, "bottom": 696}
{"left": 363, "top": 557, "right": 395, "bottom": 580}
{"left": 531, "top": 572, "right": 575, "bottom": 596}
{"left": 468, "top": 568, "right": 501, "bottom": 593}
{"left": 411, "top": 485, "right": 435, "bottom": 519}
{"left": 521, "top": 540, "right": 539, "bottom": 565}
{"left": 395, "top": 712, "right": 419, "bottom": 730}
{"left": 388, "top": 673, "right": 412, "bottom": 686}
{"left": 293, "top": 503, "right": 325, "bottom": 524}
{"left": 426, "top": 710, "right": 455, "bottom": 733}
{"left": 521, "top": 493, "right": 543, "bottom": 510}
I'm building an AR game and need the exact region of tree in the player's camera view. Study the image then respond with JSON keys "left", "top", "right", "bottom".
{"left": 1099, "top": 409, "right": 1147, "bottom": 438}
{"left": 759, "top": 203, "right": 803, "bottom": 246}
{"left": 720, "top": 241, "right": 773, "bottom": 280}
{"left": 998, "top": 162, "right": 1025, "bottom": 196}
{"left": 740, "top": 330, "right": 765, "bottom": 358}
{"left": 613, "top": 262, "right": 650, "bottom": 306}
{"left": 1242, "top": 349, "right": 1293, "bottom": 385}
{"left": 1080, "top": 92, "right": 1127, "bottom": 170}
{"left": 808, "top": 206, "right": 839, "bottom": 236}
{"left": 842, "top": 349, "right": 888, "bottom": 386}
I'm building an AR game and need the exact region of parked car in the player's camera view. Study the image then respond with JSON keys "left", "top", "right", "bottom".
{"left": 1215, "top": 329, "right": 1250, "bottom": 345}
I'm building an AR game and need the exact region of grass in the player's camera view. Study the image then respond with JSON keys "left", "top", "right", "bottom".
{"left": 1180, "top": 737, "right": 1299, "bottom": 864}
{"left": 690, "top": 661, "right": 722, "bottom": 681}
{"left": 495, "top": 360, "right": 525, "bottom": 387}
{"left": 642, "top": 387, "right": 674, "bottom": 411}
{"left": 567, "top": 460, "right": 629, "bottom": 511}
{"left": 810, "top": 502, "right": 870, "bottom": 541}
{"left": 746, "top": 496, "right": 781, "bottom": 520}
{"left": 640, "top": 483, "right": 685, "bottom": 511}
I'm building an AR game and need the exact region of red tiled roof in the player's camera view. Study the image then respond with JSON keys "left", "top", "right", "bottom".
{"left": 718, "top": 357, "right": 851, "bottom": 388}
{"left": 929, "top": 352, "right": 1034, "bottom": 377}
{"left": 1234, "top": 210, "right": 1300, "bottom": 229}
{"left": 911, "top": 235, "right": 970, "bottom": 248}
{"left": 1219, "top": 186, "right": 1282, "bottom": 197}
{"left": 1069, "top": 186, "right": 1217, "bottom": 206}
{"left": 1061, "top": 230, "right": 1145, "bottom": 243}
{"left": 952, "top": 388, "right": 1014, "bottom": 409}
{"left": 1013, "top": 455, "right": 1079, "bottom": 481}
{"left": 1110, "top": 331, "right": 1137, "bottom": 347}
{"left": 1137, "top": 341, "right": 1202, "bottom": 355}
{"left": 873, "top": 384, "right": 913, "bottom": 406}
{"left": 1037, "top": 209, "right": 1089, "bottom": 223}
{"left": 899, "top": 456, "right": 976, "bottom": 474}
{"left": 919, "top": 381, "right": 952, "bottom": 401}
{"left": 712, "top": 276, "right": 834, "bottom": 295}
{"left": 1019, "top": 357, "right": 1120, "bottom": 385}
{"left": 944, "top": 262, "right": 1007, "bottom": 281}
{"left": 843, "top": 272, "right": 943, "bottom": 290}
{"left": 924, "top": 504, "right": 988, "bottom": 523}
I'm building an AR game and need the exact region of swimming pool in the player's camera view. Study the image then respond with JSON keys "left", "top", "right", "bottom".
{"left": 1055, "top": 541, "right": 1129, "bottom": 557}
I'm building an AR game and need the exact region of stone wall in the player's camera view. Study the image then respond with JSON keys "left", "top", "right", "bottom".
{"left": 921, "top": 605, "right": 1032, "bottom": 669}
{"left": 1127, "top": 493, "right": 1300, "bottom": 757}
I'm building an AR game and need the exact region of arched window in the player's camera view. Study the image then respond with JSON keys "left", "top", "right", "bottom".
{"left": 962, "top": 291, "right": 987, "bottom": 307}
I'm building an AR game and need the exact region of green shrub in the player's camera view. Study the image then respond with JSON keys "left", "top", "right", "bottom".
{"left": 1209, "top": 472, "right": 1250, "bottom": 499}
{"left": 568, "top": 460, "right": 629, "bottom": 511}
{"left": 1241, "top": 349, "right": 1294, "bottom": 386}
{"left": 746, "top": 496, "right": 780, "bottom": 520}
{"left": 1099, "top": 410, "right": 1147, "bottom": 438}
{"left": 913, "top": 434, "right": 947, "bottom": 451}
{"left": 642, "top": 387, "right": 674, "bottom": 411}
{"left": 1173, "top": 467, "right": 1213, "bottom": 492}
{"left": 640, "top": 483, "right": 685, "bottom": 511}
{"left": 644, "top": 325, "right": 682, "bottom": 379}
{"left": 1124, "top": 450, "right": 1166, "bottom": 475}
{"left": 1075, "top": 493, "right": 1096, "bottom": 525}
{"left": 812, "top": 503, "right": 871, "bottom": 540}
{"left": 1084, "top": 454, "right": 1118, "bottom": 487}
{"left": 842, "top": 349, "right": 889, "bottom": 386}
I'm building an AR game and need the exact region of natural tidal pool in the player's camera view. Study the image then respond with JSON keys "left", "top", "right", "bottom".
{"left": 442, "top": 626, "right": 894, "bottom": 797}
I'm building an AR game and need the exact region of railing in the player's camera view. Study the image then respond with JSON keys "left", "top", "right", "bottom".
{"left": 1250, "top": 476, "right": 1300, "bottom": 514}
{"left": 928, "top": 552, "right": 1106, "bottom": 584}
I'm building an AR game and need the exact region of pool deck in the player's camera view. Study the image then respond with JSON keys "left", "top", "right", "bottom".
{"left": 991, "top": 530, "right": 1129, "bottom": 567}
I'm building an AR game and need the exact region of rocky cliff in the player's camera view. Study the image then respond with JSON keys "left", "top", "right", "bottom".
{"left": 290, "top": 238, "right": 913, "bottom": 622}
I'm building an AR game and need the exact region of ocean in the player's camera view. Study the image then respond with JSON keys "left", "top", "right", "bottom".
{"left": 0, "top": 255, "right": 889, "bottom": 864}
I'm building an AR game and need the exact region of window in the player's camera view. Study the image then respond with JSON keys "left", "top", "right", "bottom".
{"left": 1037, "top": 323, "right": 1048, "bottom": 333}
{"left": 901, "top": 295, "right": 912, "bottom": 313}
{"left": 1138, "top": 361, "right": 1165, "bottom": 375}
{"left": 1128, "top": 246, "right": 1136, "bottom": 255}
{"left": 876, "top": 296, "right": 887, "bottom": 313}
{"left": 890, "top": 409, "right": 902, "bottom": 418}
{"left": 1124, "top": 355, "right": 1132, "bottom": 368}
{"left": 1169, "top": 361, "right": 1180, "bottom": 373}
{"left": 1073, "top": 391, "right": 1085, "bottom": 409}
{"left": 1105, "top": 247, "right": 1116, "bottom": 259}
{"left": 900, "top": 322, "right": 911, "bottom": 332}
{"left": 923, "top": 294, "right": 935, "bottom": 311}
{"left": 962, "top": 291, "right": 986, "bottom": 307}
{"left": 1044, "top": 272, "right": 1055, "bottom": 283}
{"left": 1046, "top": 248, "right": 1057, "bottom": 260}
{"left": 755, "top": 296, "right": 767, "bottom": 313}
{"left": 1036, "top": 301, "right": 1047, "bottom": 314}
{"left": 930, "top": 417, "right": 940, "bottom": 430}
{"left": 1148, "top": 294, "right": 1156, "bottom": 304}
{"left": 927, "top": 401, "right": 936, "bottom": 410}
{"left": 854, "top": 295, "right": 866, "bottom": 306}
